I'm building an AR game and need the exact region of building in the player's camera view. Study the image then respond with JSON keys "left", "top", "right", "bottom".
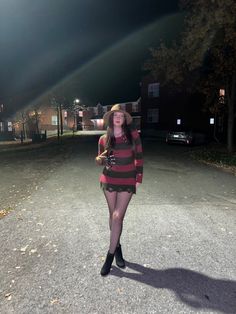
{"left": 13, "top": 105, "right": 75, "bottom": 138}
{"left": 140, "top": 75, "right": 215, "bottom": 137}
{"left": 0, "top": 103, "right": 15, "bottom": 141}
{"left": 11, "top": 98, "right": 141, "bottom": 137}
{"left": 80, "top": 99, "right": 142, "bottom": 131}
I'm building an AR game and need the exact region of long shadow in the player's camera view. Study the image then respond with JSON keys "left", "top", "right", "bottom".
{"left": 111, "top": 261, "right": 236, "bottom": 313}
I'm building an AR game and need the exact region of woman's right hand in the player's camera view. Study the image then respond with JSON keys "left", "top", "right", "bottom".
{"left": 95, "top": 155, "right": 106, "bottom": 165}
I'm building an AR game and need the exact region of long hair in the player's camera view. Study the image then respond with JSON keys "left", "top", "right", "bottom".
{"left": 105, "top": 113, "right": 133, "bottom": 151}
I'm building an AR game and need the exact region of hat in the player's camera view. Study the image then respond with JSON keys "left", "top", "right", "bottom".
{"left": 103, "top": 104, "right": 132, "bottom": 125}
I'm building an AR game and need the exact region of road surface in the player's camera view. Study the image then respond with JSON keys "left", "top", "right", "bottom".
{"left": 0, "top": 136, "right": 235, "bottom": 314}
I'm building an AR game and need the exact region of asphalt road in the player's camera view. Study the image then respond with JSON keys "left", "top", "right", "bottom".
{"left": 0, "top": 136, "right": 236, "bottom": 314}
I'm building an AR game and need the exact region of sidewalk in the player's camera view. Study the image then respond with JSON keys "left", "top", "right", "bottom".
{"left": 0, "top": 131, "right": 106, "bottom": 152}
{"left": 0, "top": 139, "right": 33, "bottom": 151}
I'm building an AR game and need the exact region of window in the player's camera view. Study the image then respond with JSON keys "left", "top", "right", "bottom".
{"left": 219, "top": 88, "right": 225, "bottom": 104}
{"left": 219, "top": 89, "right": 225, "bottom": 96}
{"left": 148, "top": 83, "right": 160, "bottom": 98}
{"left": 120, "top": 104, "right": 126, "bottom": 111}
{"left": 0, "top": 122, "right": 4, "bottom": 132}
{"left": 210, "top": 118, "right": 214, "bottom": 125}
{"left": 63, "top": 111, "right": 68, "bottom": 126}
{"left": 51, "top": 115, "right": 58, "bottom": 125}
{"left": 132, "top": 102, "right": 139, "bottom": 112}
{"left": 8, "top": 121, "right": 12, "bottom": 131}
{"left": 147, "top": 108, "right": 159, "bottom": 123}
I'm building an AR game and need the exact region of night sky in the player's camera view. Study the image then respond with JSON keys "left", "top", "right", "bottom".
{"left": 0, "top": 0, "right": 182, "bottom": 114}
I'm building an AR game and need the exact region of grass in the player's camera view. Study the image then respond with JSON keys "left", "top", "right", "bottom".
{"left": 191, "top": 143, "right": 236, "bottom": 175}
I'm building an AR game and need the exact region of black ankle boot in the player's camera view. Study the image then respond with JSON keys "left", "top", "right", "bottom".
{"left": 115, "top": 244, "right": 125, "bottom": 268}
{"left": 100, "top": 251, "right": 114, "bottom": 276}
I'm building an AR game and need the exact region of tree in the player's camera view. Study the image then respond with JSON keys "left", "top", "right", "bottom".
{"left": 13, "top": 104, "right": 42, "bottom": 138}
{"left": 144, "top": 0, "right": 236, "bottom": 152}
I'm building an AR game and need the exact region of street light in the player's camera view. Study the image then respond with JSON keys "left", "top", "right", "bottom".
{"left": 73, "top": 98, "right": 81, "bottom": 132}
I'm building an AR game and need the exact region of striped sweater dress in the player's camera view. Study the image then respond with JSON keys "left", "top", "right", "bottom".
{"left": 97, "top": 129, "right": 143, "bottom": 193}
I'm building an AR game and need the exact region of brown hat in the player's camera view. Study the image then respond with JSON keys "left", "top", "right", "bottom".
{"left": 103, "top": 104, "right": 132, "bottom": 125}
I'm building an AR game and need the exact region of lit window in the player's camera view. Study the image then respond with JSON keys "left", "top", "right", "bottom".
{"left": 219, "top": 89, "right": 225, "bottom": 96}
{"left": 0, "top": 122, "right": 4, "bottom": 132}
{"left": 51, "top": 116, "right": 58, "bottom": 125}
{"left": 219, "top": 88, "right": 225, "bottom": 104}
{"left": 210, "top": 118, "right": 214, "bottom": 125}
{"left": 8, "top": 121, "right": 13, "bottom": 131}
{"left": 177, "top": 119, "right": 181, "bottom": 125}
{"left": 148, "top": 83, "right": 160, "bottom": 98}
{"left": 147, "top": 108, "right": 159, "bottom": 123}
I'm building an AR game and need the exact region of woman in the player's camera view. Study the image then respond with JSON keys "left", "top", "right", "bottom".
{"left": 95, "top": 104, "right": 143, "bottom": 276}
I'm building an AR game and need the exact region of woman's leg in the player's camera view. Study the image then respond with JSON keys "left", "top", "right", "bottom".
{"left": 100, "top": 190, "right": 132, "bottom": 276}
{"left": 100, "top": 190, "right": 117, "bottom": 276}
{"left": 103, "top": 190, "right": 117, "bottom": 230}
{"left": 109, "top": 192, "right": 133, "bottom": 254}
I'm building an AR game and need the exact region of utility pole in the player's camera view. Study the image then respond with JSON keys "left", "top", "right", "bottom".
{"left": 60, "top": 103, "right": 63, "bottom": 135}
{"left": 57, "top": 104, "right": 60, "bottom": 141}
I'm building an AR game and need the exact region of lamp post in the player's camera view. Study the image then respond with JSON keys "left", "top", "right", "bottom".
{"left": 73, "top": 98, "right": 80, "bottom": 133}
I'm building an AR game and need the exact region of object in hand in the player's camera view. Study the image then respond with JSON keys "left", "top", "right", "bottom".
{"left": 105, "top": 154, "right": 116, "bottom": 167}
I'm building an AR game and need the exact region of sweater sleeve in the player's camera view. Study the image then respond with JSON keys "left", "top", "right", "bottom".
{"left": 132, "top": 129, "right": 143, "bottom": 183}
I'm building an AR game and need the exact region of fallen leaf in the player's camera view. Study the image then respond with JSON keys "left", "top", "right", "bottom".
{"left": 20, "top": 245, "right": 29, "bottom": 252}
{"left": 117, "top": 288, "right": 123, "bottom": 294}
{"left": 0, "top": 207, "right": 13, "bottom": 219}
{"left": 50, "top": 298, "right": 60, "bottom": 305}
{"left": 5, "top": 293, "right": 12, "bottom": 301}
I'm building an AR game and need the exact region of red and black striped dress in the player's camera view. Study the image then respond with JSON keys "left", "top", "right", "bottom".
{"left": 97, "top": 129, "right": 143, "bottom": 193}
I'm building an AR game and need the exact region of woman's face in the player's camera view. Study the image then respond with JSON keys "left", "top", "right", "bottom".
{"left": 113, "top": 111, "right": 125, "bottom": 127}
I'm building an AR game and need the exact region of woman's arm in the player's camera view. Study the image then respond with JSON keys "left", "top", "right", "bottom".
{"left": 132, "top": 129, "right": 143, "bottom": 183}
{"left": 95, "top": 135, "right": 107, "bottom": 165}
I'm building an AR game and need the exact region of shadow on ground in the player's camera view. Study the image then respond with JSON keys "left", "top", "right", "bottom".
{"left": 111, "top": 262, "right": 236, "bottom": 314}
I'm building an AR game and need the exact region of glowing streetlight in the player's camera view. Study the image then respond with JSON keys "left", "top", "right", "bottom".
{"left": 73, "top": 99, "right": 81, "bottom": 132}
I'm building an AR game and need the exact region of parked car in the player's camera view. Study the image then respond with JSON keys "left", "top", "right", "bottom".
{"left": 166, "top": 129, "right": 207, "bottom": 145}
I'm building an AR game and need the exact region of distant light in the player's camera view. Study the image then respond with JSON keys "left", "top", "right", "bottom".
{"left": 219, "top": 89, "right": 225, "bottom": 97}
{"left": 75, "top": 98, "right": 80, "bottom": 103}
{"left": 177, "top": 119, "right": 181, "bottom": 125}
{"left": 97, "top": 119, "right": 103, "bottom": 127}
{"left": 210, "top": 118, "right": 214, "bottom": 125}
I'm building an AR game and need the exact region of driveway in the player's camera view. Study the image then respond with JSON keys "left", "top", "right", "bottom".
{"left": 0, "top": 136, "right": 235, "bottom": 314}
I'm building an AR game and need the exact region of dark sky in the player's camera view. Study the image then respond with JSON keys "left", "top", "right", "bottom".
{"left": 0, "top": 0, "right": 182, "bottom": 113}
